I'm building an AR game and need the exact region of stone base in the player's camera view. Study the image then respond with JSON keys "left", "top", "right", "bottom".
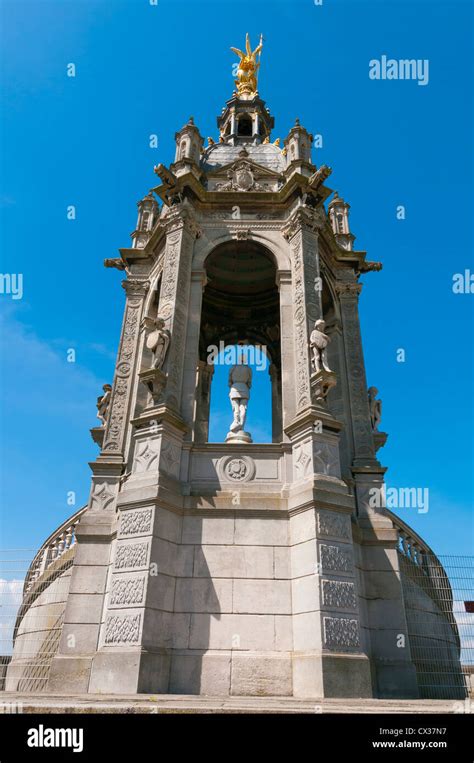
{"left": 89, "top": 650, "right": 171, "bottom": 695}
{"left": 139, "top": 367, "right": 167, "bottom": 407}
{"left": 293, "top": 652, "right": 373, "bottom": 699}
{"left": 53, "top": 649, "right": 373, "bottom": 699}
{"left": 169, "top": 651, "right": 292, "bottom": 696}
{"left": 48, "top": 656, "right": 94, "bottom": 694}
{"left": 375, "top": 661, "right": 420, "bottom": 699}
{"left": 225, "top": 430, "right": 253, "bottom": 444}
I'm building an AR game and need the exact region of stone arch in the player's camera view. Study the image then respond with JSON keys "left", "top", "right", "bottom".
{"left": 195, "top": 238, "right": 282, "bottom": 443}
{"left": 237, "top": 113, "right": 252, "bottom": 136}
{"left": 193, "top": 231, "right": 290, "bottom": 273}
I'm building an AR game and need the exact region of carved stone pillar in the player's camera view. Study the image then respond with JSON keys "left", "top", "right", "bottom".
{"left": 269, "top": 363, "right": 282, "bottom": 442}
{"left": 101, "top": 279, "right": 150, "bottom": 461}
{"left": 336, "top": 281, "right": 379, "bottom": 470}
{"left": 181, "top": 270, "right": 207, "bottom": 433}
{"left": 48, "top": 277, "right": 150, "bottom": 693}
{"left": 325, "top": 319, "right": 354, "bottom": 482}
{"left": 194, "top": 360, "right": 214, "bottom": 443}
{"left": 283, "top": 205, "right": 325, "bottom": 417}
{"left": 276, "top": 270, "right": 296, "bottom": 432}
{"left": 157, "top": 207, "right": 201, "bottom": 413}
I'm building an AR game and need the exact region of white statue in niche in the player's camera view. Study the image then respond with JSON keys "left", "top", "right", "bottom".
{"left": 368, "top": 386, "right": 382, "bottom": 431}
{"left": 310, "top": 319, "right": 332, "bottom": 373}
{"left": 146, "top": 317, "right": 170, "bottom": 370}
{"left": 226, "top": 351, "right": 252, "bottom": 443}
{"left": 96, "top": 384, "right": 112, "bottom": 426}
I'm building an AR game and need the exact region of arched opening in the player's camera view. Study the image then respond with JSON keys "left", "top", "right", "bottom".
{"left": 196, "top": 241, "right": 281, "bottom": 443}
{"left": 237, "top": 114, "right": 252, "bottom": 136}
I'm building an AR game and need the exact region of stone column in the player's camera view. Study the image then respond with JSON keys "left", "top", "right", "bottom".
{"left": 194, "top": 360, "right": 214, "bottom": 443}
{"left": 335, "top": 281, "right": 378, "bottom": 470}
{"left": 180, "top": 269, "right": 207, "bottom": 433}
{"left": 48, "top": 277, "right": 149, "bottom": 693}
{"left": 325, "top": 319, "right": 354, "bottom": 482}
{"left": 276, "top": 270, "right": 296, "bottom": 432}
{"left": 282, "top": 205, "right": 325, "bottom": 417}
{"left": 157, "top": 207, "right": 201, "bottom": 413}
{"left": 269, "top": 363, "right": 282, "bottom": 442}
{"left": 101, "top": 279, "right": 150, "bottom": 461}
{"left": 335, "top": 281, "right": 418, "bottom": 697}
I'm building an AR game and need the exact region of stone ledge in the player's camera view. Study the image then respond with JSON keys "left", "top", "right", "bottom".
{"left": 0, "top": 692, "right": 465, "bottom": 714}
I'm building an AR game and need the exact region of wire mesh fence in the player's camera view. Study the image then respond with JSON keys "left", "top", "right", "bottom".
{"left": 398, "top": 553, "right": 474, "bottom": 699}
{"left": 0, "top": 549, "right": 72, "bottom": 693}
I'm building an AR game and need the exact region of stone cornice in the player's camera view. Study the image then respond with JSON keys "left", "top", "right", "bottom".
{"left": 152, "top": 168, "right": 330, "bottom": 210}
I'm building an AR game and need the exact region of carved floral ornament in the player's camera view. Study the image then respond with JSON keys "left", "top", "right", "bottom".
{"left": 218, "top": 454, "right": 256, "bottom": 483}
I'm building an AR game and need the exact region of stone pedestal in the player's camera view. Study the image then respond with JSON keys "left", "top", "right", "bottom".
{"left": 139, "top": 367, "right": 167, "bottom": 408}
{"left": 310, "top": 369, "right": 337, "bottom": 405}
{"left": 225, "top": 430, "right": 253, "bottom": 444}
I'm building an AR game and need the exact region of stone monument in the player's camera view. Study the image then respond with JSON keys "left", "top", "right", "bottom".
{"left": 6, "top": 35, "right": 464, "bottom": 702}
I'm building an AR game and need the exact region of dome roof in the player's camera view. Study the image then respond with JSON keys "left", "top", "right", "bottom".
{"left": 201, "top": 143, "right": 285, "bottom": 174}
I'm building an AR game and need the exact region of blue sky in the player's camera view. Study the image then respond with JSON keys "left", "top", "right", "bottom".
{"left": 0, "top": 0, "right": 472, "bottom": 564}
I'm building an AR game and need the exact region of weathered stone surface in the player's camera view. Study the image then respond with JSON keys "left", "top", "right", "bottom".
{"left": 231, "top": 653, "right": 292, "bottom": 696}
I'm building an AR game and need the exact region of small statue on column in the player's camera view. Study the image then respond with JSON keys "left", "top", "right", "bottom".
{"left": 146, "top": 316, "right": 171, "bottom": 370}
{"left": 310, "top": 319, "right": 332, "bottom": 373}
{"left": 139, "top": 316, "right": 171, "bottom": 408}
{"left": 226, "top": 351, "right": 253, "bottom": 443}
{"left": 96, "top": 384, "right": 112, "bottom": 426}
{"left": 368, "top": 387, "right": 382, "bottom": 431}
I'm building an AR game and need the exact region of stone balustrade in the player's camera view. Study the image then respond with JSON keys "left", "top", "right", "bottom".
{"left": 387, "top": 508, "right": 458, "bottom": 641}
{"left": 23, "top": 506, "right": 87, "bottom": 596}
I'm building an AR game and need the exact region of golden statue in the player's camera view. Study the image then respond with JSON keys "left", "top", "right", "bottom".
{"left": 231, "top": 33, "right": 263, "bottom": 97}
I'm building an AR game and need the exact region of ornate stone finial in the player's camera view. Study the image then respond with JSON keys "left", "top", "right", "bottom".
{"left": 295, "top": 117, "right": 300, "bottom": 126}
{"left": 230, "top": 33, "right": 263, "bottom": 98}
{"left": 96, "top": 384, "right": 112, "bottom": 427}
{"left": 188, "top": 116, "right": 194, "bottom": 125}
